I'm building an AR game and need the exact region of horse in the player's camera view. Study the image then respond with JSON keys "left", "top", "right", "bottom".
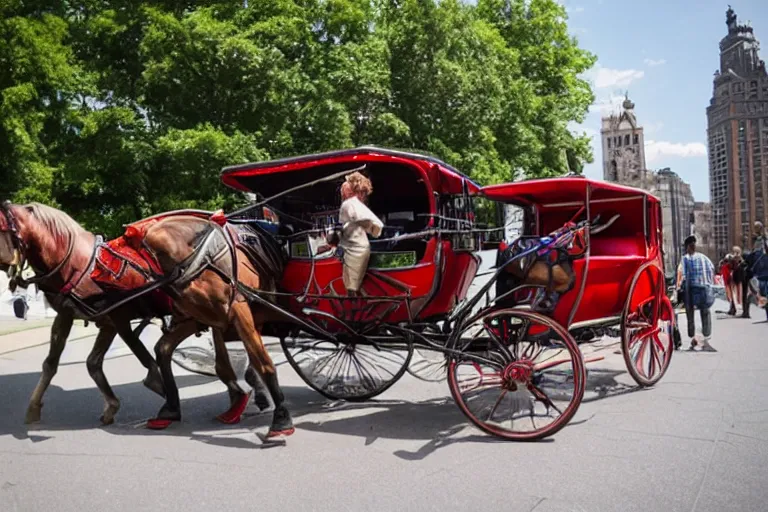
{"left": 132, "top": 213, "right": 295, "bottom": 439}
{"left": 0, "top": 202, "right": 271, "bottom": 427}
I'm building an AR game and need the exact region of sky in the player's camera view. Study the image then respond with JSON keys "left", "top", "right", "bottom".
{"left": 561, "top": 0, "right": 768, "bottom": 202}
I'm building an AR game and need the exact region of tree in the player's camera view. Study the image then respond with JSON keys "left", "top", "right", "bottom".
{"left": 0, "top": 11, "right": 90, "bottom": 205}
{"left": 0, "top": 0, "right": 597, "bottom": 236}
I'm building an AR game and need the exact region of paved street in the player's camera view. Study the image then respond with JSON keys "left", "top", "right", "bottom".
{"left": 0, "top": 299, "right": 766, "bottom": 512}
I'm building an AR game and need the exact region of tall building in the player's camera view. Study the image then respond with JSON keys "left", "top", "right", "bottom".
{"left": 693, "top": 201, "right": 717, "bottom": 262}
{"left": 652, "top": 168, "right": 696, "bottom": 274}
{"left": 707, "top": 6, "right": 768, "bottom": 258}
{"left": 600, "top": 94, "right": 651, "bottom": 188}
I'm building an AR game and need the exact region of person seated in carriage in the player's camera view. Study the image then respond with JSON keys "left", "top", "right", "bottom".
{"left": 335, "top": 171, "right": 384, "bottom": 296}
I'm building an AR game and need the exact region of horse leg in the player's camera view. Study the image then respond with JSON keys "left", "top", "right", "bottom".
{"left": 84, "top": 323, "right": 121, "bottom": 425}
{"left": 212, "top": 328, "right": 252, "bottom": 424}
{"left": 132, "top": 318, "right": 152, "bottom": 338}
{"left": 146, "top": 319, "right": 199, "bottom": 430}
{"left": 231, "top": 302, "right": 294, "bottom": 439}
{"left": 114, "top": 318, "right": 165, "bottom": 398}
{"left": 25, "top": 310, "right": 74, "bottom": 424}
{"left": 245, "top": 366, "right": 272, "bottom": 411}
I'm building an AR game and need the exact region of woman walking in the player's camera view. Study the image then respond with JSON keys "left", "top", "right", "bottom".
{"left": 720, "top": 254, "right": 737, "bottom": 316}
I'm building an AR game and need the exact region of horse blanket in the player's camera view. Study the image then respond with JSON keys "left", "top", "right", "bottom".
{"left": 54, "top": 211, "right": 287, "bottom": 320}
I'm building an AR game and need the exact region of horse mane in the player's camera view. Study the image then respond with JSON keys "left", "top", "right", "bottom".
{"left": 25, "top": 203, "right": 87, "bottom": 242}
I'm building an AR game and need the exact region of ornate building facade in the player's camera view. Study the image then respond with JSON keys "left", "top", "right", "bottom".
{"left": 600, "top": 94, "right": 651, "bottom": 188}
{"left": 652, "top": 169, "right": 696, "bottom": 275}
{"left": 707, "top": 6, "right": 768, "bottom": 258}
{"left": 600, "top": 98, "right": 698, "bottom": 274}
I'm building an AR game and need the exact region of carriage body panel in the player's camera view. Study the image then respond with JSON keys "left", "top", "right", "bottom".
{"left": 482, "top": 176, "right": 665, "bottom": 328}
{"left": 220, "top": 147, "right": 482, "bottom": 327}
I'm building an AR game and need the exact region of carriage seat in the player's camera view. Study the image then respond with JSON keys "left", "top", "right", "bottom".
{"left": 589, "top": 235, "right": 647, "bottom": 258}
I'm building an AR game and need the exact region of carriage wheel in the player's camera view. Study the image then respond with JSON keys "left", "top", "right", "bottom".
{"left": 407, "top": 324, "right": 448, "bottom": 382}
{"left": 621, "top": 262, "right": 675, "bottom": 386}
{"left": 447, "top": 308, "right": 586, "bottom": 441}
{"left": 281, "top": 327, "right": 413, "bottom": 402}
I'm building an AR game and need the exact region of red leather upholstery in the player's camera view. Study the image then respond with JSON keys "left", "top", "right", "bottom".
{"left": 589, "top": 236, "right": 646, "bottom": 258}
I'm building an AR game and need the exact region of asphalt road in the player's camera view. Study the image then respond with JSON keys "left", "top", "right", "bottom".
{"left": 0, "top": 299, "right": 766, "bottom": 512}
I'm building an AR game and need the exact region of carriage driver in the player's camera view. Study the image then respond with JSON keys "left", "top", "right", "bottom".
{"left": 337, "top": 171, "right": 384, "bottom": 296}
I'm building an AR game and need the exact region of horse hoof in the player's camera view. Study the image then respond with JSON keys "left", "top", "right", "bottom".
{"left": 100, "top": 415, "right": 115, "bottom": 426}
{"left": 216, "top": 391, "right": 252, "bottom": 424}
{"left": 146, "top": 418, "right": 175, "bottom": 430}
{"left": 266, "top": 427, "right": 295, "bottom": 438}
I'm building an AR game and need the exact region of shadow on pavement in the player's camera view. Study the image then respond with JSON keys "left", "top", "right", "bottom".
{"left": 0, "top": 362, "right": 648, "bottom": 459}
{"left": 0, "top": 370, "right": 492, "bottom": 458}
{"left": 582, "top": 368, "right": 643, "bottom": 404}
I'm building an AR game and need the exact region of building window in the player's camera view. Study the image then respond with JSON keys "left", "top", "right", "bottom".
{"left": 633, "top": 134, "right": 639, "bottom": 145}
{"left": 624, "top": 134, "right": 630, "bottom": 146}
{"left": 617, "top": 136, "right": 622, "bottom": 147}
{"left": 607, "top": 138, "right": 611, "bottom": 148}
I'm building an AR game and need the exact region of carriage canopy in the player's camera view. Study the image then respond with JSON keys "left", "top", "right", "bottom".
{"left": 482, "top": 176, "right": 661, "bottom": 208}
{"left": 221, "top": 146, "right": 482, "bottom": 201}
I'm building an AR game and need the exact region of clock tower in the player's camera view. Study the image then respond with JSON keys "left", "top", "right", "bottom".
{"left": 600, "top": 93, "right": 650, "bottom": 188}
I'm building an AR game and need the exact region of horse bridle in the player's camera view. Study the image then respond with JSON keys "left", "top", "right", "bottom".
{"left": 0, "top": 200, "right": 75, "bottom": 291}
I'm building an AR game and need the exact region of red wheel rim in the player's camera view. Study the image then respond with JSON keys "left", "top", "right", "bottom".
{"left": 448, "top": 309, "right": 586, "bottom": 441}
{"left": 621, "top": 263, "right": 674, "bottom": 386}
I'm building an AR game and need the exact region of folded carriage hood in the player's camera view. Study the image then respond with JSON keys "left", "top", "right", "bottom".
{"left": 482, "top": 176, "right": 660, "bottom": 206}
{"left": 219, "top": 146, "right": 482, "bottom": 198}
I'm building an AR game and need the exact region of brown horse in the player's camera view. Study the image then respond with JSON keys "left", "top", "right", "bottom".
{"left": 0, "top": 202, "right": 271, "bottom": 427}
{"left": 136, "top": 214, "right": 294, "bottom": 438}
{"left": 0, "top": 202, "right": 169, "bottom": 424}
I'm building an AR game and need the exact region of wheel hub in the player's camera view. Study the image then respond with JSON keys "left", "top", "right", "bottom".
{"left": 501, "top": 360, "right": 534, "bottom": 389}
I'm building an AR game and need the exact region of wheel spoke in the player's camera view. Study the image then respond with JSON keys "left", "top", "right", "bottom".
{"left": 282, "top": 328, "right": 413, "bottom": 401}
{"left": 622, "top": 264, "right": 674, "bottom": 386}
{"left": 449, "top": 308, "right": 585, "bottom": 441}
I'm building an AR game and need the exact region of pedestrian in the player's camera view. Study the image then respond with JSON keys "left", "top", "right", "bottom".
{"left": 729, "top": 253, "right": 743, "bottom": 312}
{"left": 750, "top": 222, "right": 768, "bottom": 320}
{"left": 720, "top": 254, "right": 737, "bottom": 315}
{"left": 678, "top": 235, "right": 716, "bottom": 352}
{"left": 732, "top": 246, "right": 753, "bottom": 318}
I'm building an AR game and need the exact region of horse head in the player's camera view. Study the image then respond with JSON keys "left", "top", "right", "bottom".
{"left": 0, "top": 201, "right": 29, "bottom": 284}
{"left": 0, "top": 201, "right": 83, "bottom": 291}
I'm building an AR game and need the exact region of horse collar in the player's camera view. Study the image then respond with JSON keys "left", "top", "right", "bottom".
{"left": 24, "top": 233, "right": 76, "bottom": 289}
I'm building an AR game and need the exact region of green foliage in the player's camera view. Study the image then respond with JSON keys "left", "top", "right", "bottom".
{"left": 0, "top": 0, "right": 596, "bottom": 237}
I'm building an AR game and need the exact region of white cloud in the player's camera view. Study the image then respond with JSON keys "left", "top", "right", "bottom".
{"left": 585, "top": 66, "right": 645, "bottom": 89}
{"left": 588, "top": 93, "right": 626, "bottom": 116}
{"left": 643, "top": 58, "right": 667, "bottom": 67}
{"left": 645, "top": 140, "right": 707, "bottom": 163}
{"left": 567, "top": 6, "right": 585, "bottom": 13}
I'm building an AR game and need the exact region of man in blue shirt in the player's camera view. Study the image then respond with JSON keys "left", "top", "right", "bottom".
{"left": 678, "top": 235, "right": 716, "bottom": 352}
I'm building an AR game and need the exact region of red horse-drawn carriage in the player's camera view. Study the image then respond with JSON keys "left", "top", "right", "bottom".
{"left": 219, "top": 147, "right": 675, "bottom": 441}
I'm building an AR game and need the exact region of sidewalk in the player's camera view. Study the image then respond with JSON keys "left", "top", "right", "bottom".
{"left": 0, "top": 321, "right": 98, "bottom": 355}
